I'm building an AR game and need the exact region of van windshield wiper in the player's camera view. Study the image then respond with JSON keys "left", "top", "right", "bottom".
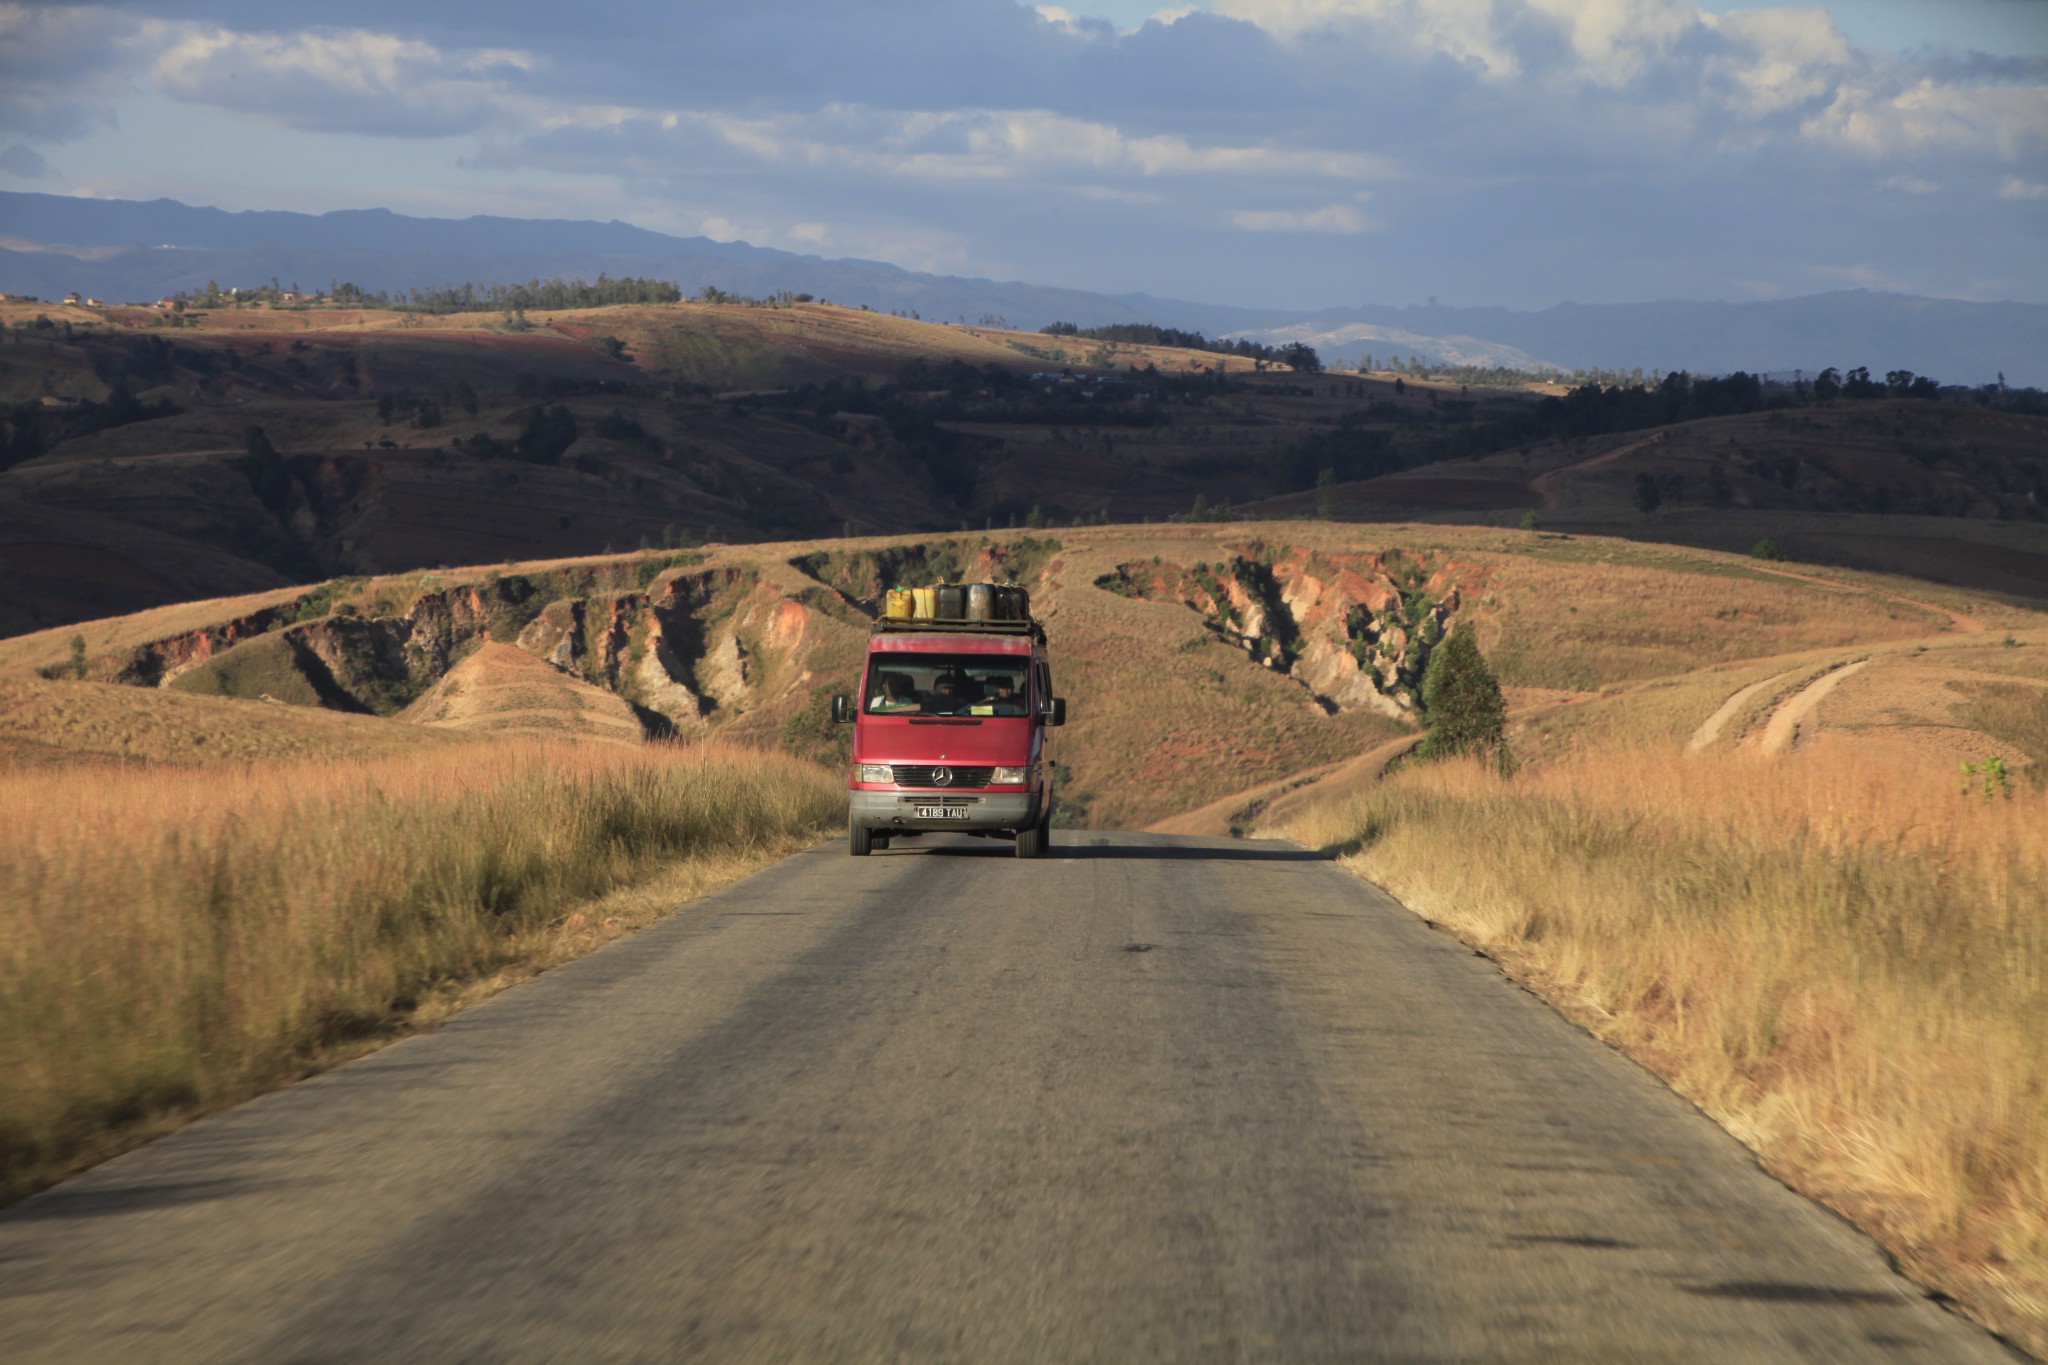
{"left": 908, "top": 717, "right": 984, "bottom": 726}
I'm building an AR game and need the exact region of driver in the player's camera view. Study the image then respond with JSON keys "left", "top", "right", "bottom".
{"left": 972, "top": 677, "right": 1026, "bottom": 716}
{"left": 989, "top": 677, "right": 1026, "bottom": 715}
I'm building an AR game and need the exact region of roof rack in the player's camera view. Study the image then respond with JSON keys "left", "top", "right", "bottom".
{"left": 874, "top": 617, "right": 1043, "bottom": 641}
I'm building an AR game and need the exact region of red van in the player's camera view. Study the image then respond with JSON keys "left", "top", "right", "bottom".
{"left": 832, "top": 612, "right": 1066, "bottom": 857}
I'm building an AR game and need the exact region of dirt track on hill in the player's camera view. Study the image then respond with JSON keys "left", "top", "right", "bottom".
{"left": 1531, "top": 433, "right": 1666, "bottom": 509}
{"left": 0, "top": 833, "right": 2005, "bottom": 1363}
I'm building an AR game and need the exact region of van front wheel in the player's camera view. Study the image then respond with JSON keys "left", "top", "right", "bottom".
{"left": 850, "top": 823, "right": 873, "bottom": 857}
{"left": 1016, "top": 811, "right": 1049, "bottom": 859}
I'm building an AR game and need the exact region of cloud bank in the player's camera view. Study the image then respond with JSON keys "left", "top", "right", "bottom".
{"left": 0, "top": 0, "right": 2040, "bottom": 307}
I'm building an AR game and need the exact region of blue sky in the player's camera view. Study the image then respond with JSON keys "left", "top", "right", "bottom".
{"left": 2, "top": 1, "right": 2043, "bottom": 310}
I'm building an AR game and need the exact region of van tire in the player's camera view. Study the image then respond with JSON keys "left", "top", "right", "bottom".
{"left": 1016, "top": 811, "right": 1049, "bottom": 859}
{"left": 850, "top": 823, "right": 873, "bottom": 857}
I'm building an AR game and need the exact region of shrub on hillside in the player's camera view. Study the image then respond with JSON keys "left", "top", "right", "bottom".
{"left": 1417, "top": 628, "right": 1507, "bottom": 768}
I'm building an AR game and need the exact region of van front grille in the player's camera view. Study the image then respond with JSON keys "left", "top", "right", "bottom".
{"left": 891, "top": 765, "right": 995, "bottom": 788}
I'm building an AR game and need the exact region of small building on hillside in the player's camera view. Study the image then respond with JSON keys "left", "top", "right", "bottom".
{"left": 62, "top": 292, "right": 81, "bottom": 305}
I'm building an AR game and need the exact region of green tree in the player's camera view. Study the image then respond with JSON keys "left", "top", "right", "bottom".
{"left": 1707, "top": 463, "right": 1733, "bottom": 506}
{"left": 1277, "top": 341, "right": 1323, "bottom": 373}
{"left": 515, "top": 404, "right": 578, "bottom": 465}
{"left": 1633, "top": 472, "right": 1662, "bottom": 514}
{"left": 1416, "top": 628, "right": 1507, "bottom": 767}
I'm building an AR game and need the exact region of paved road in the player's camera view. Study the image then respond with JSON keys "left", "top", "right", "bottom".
{"left": 0, "top": 833, "right": 2011, "bottom": 1362}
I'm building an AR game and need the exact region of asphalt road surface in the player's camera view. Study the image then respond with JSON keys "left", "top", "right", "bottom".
{"left": 0, "top": 833, "right": 2013, "bottom": 1363}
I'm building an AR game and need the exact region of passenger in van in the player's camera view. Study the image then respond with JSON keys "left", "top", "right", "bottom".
{"left": 869, "top": 673, "right": 919, "bottom": 713}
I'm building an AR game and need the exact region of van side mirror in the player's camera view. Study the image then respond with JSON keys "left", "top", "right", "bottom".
{"left": 831, "top": 694, "right": 855, "bottom": 724}
{"left": 1046, "top": 697, "right": 1067, "bottom": 727}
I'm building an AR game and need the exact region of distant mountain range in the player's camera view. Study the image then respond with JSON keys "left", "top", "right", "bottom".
{"left": 4, "top": 191, "right": 2043, "bottom": 385}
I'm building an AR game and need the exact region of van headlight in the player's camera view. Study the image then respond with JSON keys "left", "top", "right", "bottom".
{"left": 856, "top": 763, "right": 894, "bottom": 784}
{"left": 991, "top": 765, "right": 1028, "bottom": 784}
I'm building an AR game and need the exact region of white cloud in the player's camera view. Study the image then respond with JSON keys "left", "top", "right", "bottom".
{"left": 1701, "top": 6, "right": 1853, "bottom": 117}
{"left": 504, "top": 102, "right": 1396, "bottom": 191}
{"left": 1802, "top": 78, "right": 2048, "bottom": 160}
{"left": 2000, "top": 175, "right": 2048, "bottom": 200}
{"left": 960, "top": 110, "right": 1393, "bottom": 179}
{"left": 151, "top": 26, "right": 530, "bottom": 137}
{"left": 1229, "top": 203, "right": 1372, "bottom": 232}
{"left": 1523, "top": 0, "right": 1696, "bottom": 87}
{"left": 1212, "top": 0, "right": 1525, "bottom": 79}
{"left": 1880, "top": 174, "right": 1939, "bottom": 194}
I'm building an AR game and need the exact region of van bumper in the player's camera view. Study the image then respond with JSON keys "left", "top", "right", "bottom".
{"left": 850, "top": 790, "right": 1041, "bottom": 833}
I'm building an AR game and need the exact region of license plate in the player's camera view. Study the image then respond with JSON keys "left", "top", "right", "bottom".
{"left": 914, "top": 805, "right": 970, "bottom": 820}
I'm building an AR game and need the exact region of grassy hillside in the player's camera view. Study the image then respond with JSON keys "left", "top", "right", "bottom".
{"left": 8, "top": 296, "right": 2040, "bottom": 638}
{"left": 4, "top": 521, "right": 2029, "bottom": 827}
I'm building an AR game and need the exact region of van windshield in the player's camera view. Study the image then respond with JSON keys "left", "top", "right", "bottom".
{"left": 865, "top": 654, "right": 1030, "bottom": 717}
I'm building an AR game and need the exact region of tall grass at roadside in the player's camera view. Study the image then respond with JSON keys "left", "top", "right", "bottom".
{"left": 0, "top": 741, "right": 842, "bottom": 1200}
{"left": 1277, "top": 746, "right": 2048, "bottom": 1353}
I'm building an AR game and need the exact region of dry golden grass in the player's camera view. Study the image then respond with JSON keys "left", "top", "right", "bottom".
{"left": 0, "top": 675, "right": 471, "bottom": 767}
{"left": 400, "top": 640, "right": 649, "bottom": 744}
{"left": 0, "top": 740, "right": 842, "bottom": 1202}
{"left": 1275, "top": 743, "right": 2048, "bottom": 1354}
{"left": 1473, "top": 552, "right": 1949, "bottom": 690}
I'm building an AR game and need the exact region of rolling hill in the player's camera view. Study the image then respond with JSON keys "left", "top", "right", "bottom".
{"left": 5, "top": 521, "right": 2037, "bottom": 829}
{"left": 6, "top": 191, "right": 2046, "bottom": 384}
{"left": 4, "top": 292, "right": 2044, "bottom": 642}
